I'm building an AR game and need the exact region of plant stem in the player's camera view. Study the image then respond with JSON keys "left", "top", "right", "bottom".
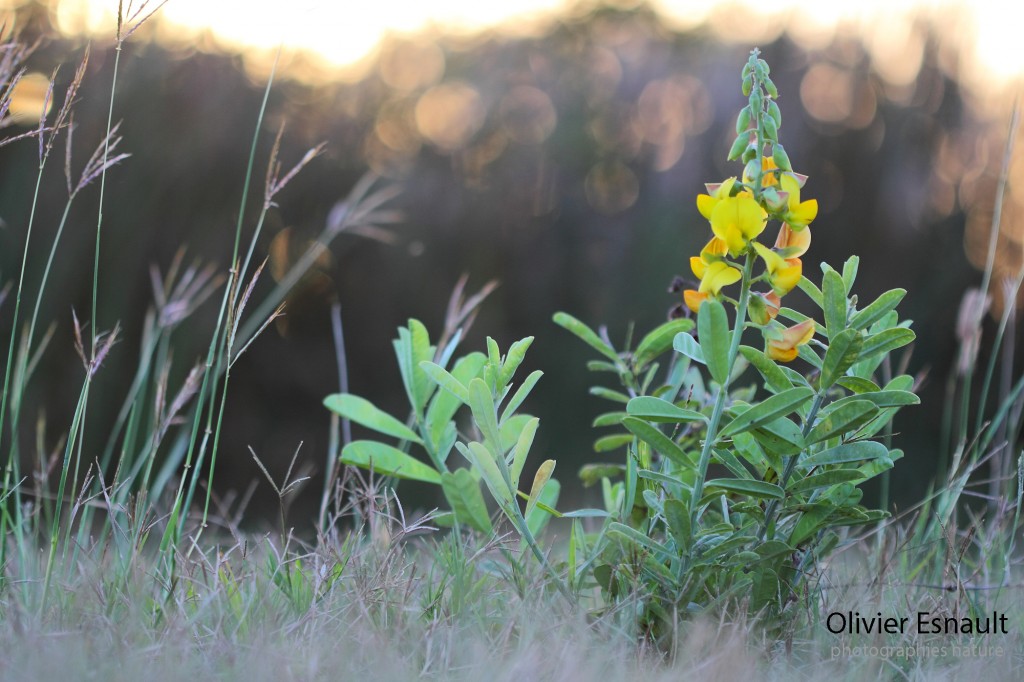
{"left": 688, "top": 250, "right": 755, "bottom": 530}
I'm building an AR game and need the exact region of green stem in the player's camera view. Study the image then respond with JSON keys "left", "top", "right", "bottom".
{"left": 688, "top": 250, "right": 756, "bottom": 530}
{"left": 761, "top": 391, "right": 825, "bottom": 540}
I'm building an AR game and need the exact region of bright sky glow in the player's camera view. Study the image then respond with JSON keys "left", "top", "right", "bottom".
{"left": 12, "top": 0, "right": 1024, "bottom": 90}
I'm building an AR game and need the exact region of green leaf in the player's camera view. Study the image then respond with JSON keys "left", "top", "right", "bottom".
{"left": 752, "top": 417, "right": 805, "bottom": 456}
{"left": 635, "top": 319, "right": 693, "bottom": 368}
{"left": 797, "top": 275, "right": 823, "bottom": 308}
{"left": 594, "top": 434, "right": 634, "bottom": 452}
{"left": 836, "top": 376, "right": 881, "bottom": 394}
{"left": 721, "top": 387, "right": 813, "bottom": 438}
{"left": 807, "top": 400, "right": 879, "bottom": 444}
{"left": 341, "top": 441, "right": 440, "bottom": 483}
{"left": 525, "top": 460, "right": 556, "bottom": 519}
{"left": 458, "top": 441, "right": 515, "bottom": 508}
{"left": 841, "top": 255, "right": 859, "bottom": 293}
{"left": 608, "top": 522, "right": 672, "bottom": 556}
{"left": 592, "top": 411, "right": 627, "bottom": 428}
{"left": 499, "top": 414, "right": 533, "bottom": 454}
{"left": 626, "top": 396, "right": 707, "bottom": 424}
{"left": 510, "top": 417, "right": 539, "bottom": 490}
{"left": 705, "top": 478, "right": 784, "bottom": 500}
{"left": 621, "top": 417, "right": 692, "bottom": 468}
{"left": 698, "top": 299, "right": 730, "bottom": 385}
{"left": 831, "top": 390, "right": 919, "bottom": 409}
{"left": 801, "top": 440, "right": 887, "bottom": 467}
{"left": 789, "top": 504, "right": 833, "bottom": 545}
{"left": 498, "top": 336, "right": 534, "bottom": 387}
{"left": 739, "top": 345, "right": 792, "bottom": 393}
{"left": 850, "top": 289, "right": 907, "bottom": 330}
{"left": 426, "top": 353, "right": 486, "bottom": 446}
{"left": 859, "top": 328, "right": 916, "bottom": 361}
{"left": 673, "top": 332, "right": 705, "bottom": 364}
{"left": 822, "top": 269, "right": 847, "bottom": 338}
{"left": 664, "top": 498, "right": 691, "bottom": 553}
{"left": 420, "top": 361, "right": 469, "bottom": 404}
{"left": 525, "top": 477, "right": 560, "bottom": 537}
{"left": 500, "top": 369, "right": 543, "bottom": 424}
{"left": 819, "top": 329, "right": 863, "bottom": 389}
{"left": 441, "top": 468, "right": 493, "bottom": 533}
{"left": 590, "top": 387, "right": 631, "bottom": 404}
{"left": 408, "top": 319, "right": 436, "bottom": 412}
{"left": 324, "top": 394, "right": 423, "bottom": 445}
{"left": 553, "top": 312, "right": 619, "bottom": 363}
{"left": 788, "top": 470, "right": 865, "bottom": 495}
{"left": 467, "top": 378, "right": 501, "bottom": 451}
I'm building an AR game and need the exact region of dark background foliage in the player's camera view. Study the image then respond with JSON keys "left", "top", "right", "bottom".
{"left": 0, "top": 2, "right": 1008, "bottom": 526}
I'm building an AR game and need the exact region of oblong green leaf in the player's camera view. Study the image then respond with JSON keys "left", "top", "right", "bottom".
{"left": 819, "top": 329, "right": 863, "bottom": 389}
{"left": 704, "top": 478, "right": 784, "bottom": 500}
{"left": 594, "top": 433, "right": 633, "bottom": 452}
{"left": 673, "top": 332, "right": 705, "bottom": 364}
{"left": 850, "top": 289, "right": 906, "bottom": 330}
{"left": 859, "top": 328, "right": 915, "bottom": 361}
{"left": 441, "top": 468, "right": 492, "bottom": 533}
{"left": 739, "top": 345, "right": 792, "bottom": 393}
{"left": 787, "top": 470, "right": 865, "bottom": 494}
{"left": 807, "top": 399, "right": 879, "bottom": 444}
{"left": 621, "top": 417, "right": 691, "bottom": 468}
{"left": 553, "top": 312, "right": 619, "bottom": 362}
{"left": 498, "top": 336, "right": 534, "bottom": 387}
{"left": 420, "top": 361, "right": 469, "bottom": 404}
{"left": 608, "top": 521, "right": 672, "bottom": 556}
{"left": 635, "top": 319, "right": 693, "bottom": 368}
{"left": 626, "top": 396, "right": 706, "bottom": 424}
{"left": 468, "top": 378, "right": 501, "bottom": 450}
{"left": 721, "top": 387, "right": 813, "bottom": 438}
{"left": 500, "top": 369, "right": 543, "bottom": 424}
{"left": 822, "top": 269, "right": 847, "bottom": 338}
{"left": 324, "top": 394, "right": 423, "bottom": 444}
{"left": 510, "top": 416, "right": 539, "bottom": 489}
{"left": 698, "top": 299, "right": 730, "bottom": 385}
{"left": 801, "top": 440, "right": 887, "bottom": 467}
{"left": 836, "top": 376, "right": 881, "bottom": 394}
{"left": 341, "top": 441, "right": 440, "bottom": 483}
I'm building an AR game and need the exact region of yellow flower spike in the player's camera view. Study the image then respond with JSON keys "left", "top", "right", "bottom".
{"left": 696, "top": 177, "right": 738, "bottom": 220}
{"left": 767, "top": 319, "right": 815, "bottom": 362}
{"left": 774, "top": 224, "right": 811, "bottom": 258}
{"left": 710, "top": 194, "right": 767, "bottom": 256}
{"left": 753, "top": 242, "right": 802, "bottom": 297}
{"left": 779, "top": 173, "right": 818, "bottom": 230}
{"left": 698, "top": 261, "right": 742, "bottom": 295}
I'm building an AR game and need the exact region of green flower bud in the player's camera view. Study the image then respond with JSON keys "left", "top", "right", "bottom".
{"left": 763, "top": 116, "right": 778, "bottom": 142}
{"left": 743, "top": 158, "right": 761, "bottom": 181}
{"left": 772, "top": 144, "right": 792, "bottom": 171}
{"left": 748, "top": 293, "right": 770, "bottom": 326}
{"left": 727, "top": 133, "right": 749, "bottom": 161}
{"left": 736, "top": 106, "right": 752, "bottom": 134}
{"left": 768, "top": 100, "right": 782, "bottom": 128}
{"left": 764, "top": 76, "right": 778, "bottom": 99}
{"left": 741, "top": 74, "right": 753, "bottom": 97}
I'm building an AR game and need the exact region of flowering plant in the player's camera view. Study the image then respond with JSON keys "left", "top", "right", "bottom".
{"left": 557, "top": 49, "right": 917, "bottom": 634}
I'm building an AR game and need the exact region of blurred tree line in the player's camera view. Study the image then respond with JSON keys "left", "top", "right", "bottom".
{"left": 0, "top": 2, "right": 1008, "bottom": 526}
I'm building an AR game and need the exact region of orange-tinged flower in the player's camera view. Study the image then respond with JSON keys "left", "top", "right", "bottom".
{"left": 683, "top": 245, "right": 741, "bottom": 312}
{"left": 753, "top": 243, "right": 802, "bottom": 297}
{"left": 683, "top": 290, "right": 707, "bottom": 312}
{"left": 710, "top": 194, "right": 767, "bottom": 256}
{"left": 749, "top": 290, "right": 782, "bottom": 325}
{"left": 774, "top": 224, "right": 811, "bottom": 258}
{"left": 779, "top": 173, "right": 817, "bottom": 230}
{"left": 767, "top": 319, "right": 815, "bottom": 362}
